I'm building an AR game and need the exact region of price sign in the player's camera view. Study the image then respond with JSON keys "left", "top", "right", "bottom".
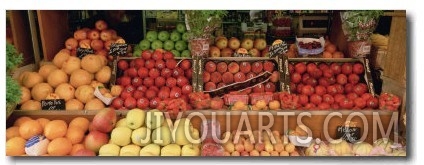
{"left": 77, "top": 47, "right": 95, "bottom": 59}
{"left": 269, "top": 40, "right": 288, "bottom": 58}
{"left": 109, "top": 43, "right": 128, "bottom": 56}
{"left": 336, "top": 126, "right": 361, "bottom": 143}
{"left": 41, "top": 99, "right": 66, "bottom": 110}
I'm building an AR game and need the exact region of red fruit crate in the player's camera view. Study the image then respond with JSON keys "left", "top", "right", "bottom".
{"left": 249, "top": 92, "right": 274, "bottom": 105}
{"left": 223, "top": 94, "right": 249, "bottom": 106}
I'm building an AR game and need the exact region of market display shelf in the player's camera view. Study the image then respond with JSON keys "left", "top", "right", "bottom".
{"left": 206, "top": 57, "right": 278, "bottom": 61}
{"left": 288, "top": 57, "right": 362, "bottom": 63}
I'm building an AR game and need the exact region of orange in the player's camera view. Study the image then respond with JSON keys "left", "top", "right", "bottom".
{"left": 36, "top": 118, "right": 51, "bottom": 130}
{"left": 6, "top": 137, "right": 26, "bottom": 156}
{"left": 255, "top": 100, "right": 267, "bottom": 110}
{"left": 44, "top": 120, "right": 68, "bottom": 140}
{"left": 232, "top": 101, "right": 247, "bottom": 110}
{"left": 19, "top": 119, "right": 43, "bottom": 140}
{"left": 69, "top": 117, "right": 90, "bottom": 132}
{"left": 47, "top": 137, "right": 73, "bottom": 156}
{"left": 66, "top": 127, "right": 85, "bottom": 144}
{"left": 251, "top": 105, "right": 261, "bottom": 111}
{"left": 70, "top": 143, "right": 85, "bottom": 156}
{"left": 6, "top": 126, "right": 21, "bottom": 141}
{"left": 14, "top": 116, "right": 32, "bottom": 126}
{"left": 269, "top": 100, "right": 281, "bottom": 110}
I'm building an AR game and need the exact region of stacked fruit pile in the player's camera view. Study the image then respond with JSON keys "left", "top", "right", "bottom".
{"left": 209, "top": 37, "right": 269, "bottom": 57}
{"left": 113, "top": 49, "right": 193, "bottom": 111}
{"left": 221, "top": 130, "right": 301, "bottom": 156}
{"left": 99, "top": 109, "right": 201, "bottom": 156}
{"left": 322, "top": 41, "right": 344, "bottom": 58}
{"left": 133, "top": 23, "right": 190, "bottom": 58}
{"left": 6, "top": 116, "right": 92, "bottom": 156}
{"left": 18, "top": 53, "right": 118, "bottom": 111}
{"left": 65, "top": 20, "right": 130, "bottom": 61}
{"left": 203, "top": 60, "right": 279, "bottom": 93}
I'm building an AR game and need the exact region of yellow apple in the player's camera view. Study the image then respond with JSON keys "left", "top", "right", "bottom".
{"left": 139, "top": 143, "right": 161, "bottom": 156}
{"left": 181, "top": 144, "right": 200, "bottom": 156}
{"left": 152, "top": 125, "right": 172, "bottom": 146}
{"left": 99, "top": 143, "right": 121, "bottom": 156}
{"left": 119, "top": 144, "right": 141, "bottom": 156}
{"left": 173, "top": 118, "right": 194, "bottom": 145}
{"left": 131, "top": 127, "right": 151, "bottom": 146}
{"left": 161, "top": 144, "right": 181, "bottom": 156}
{"left": 146, "top": 109, "right": 164, "bottom": 130}
{"left": 111, "top": 127, "right": 132, "bottom": 146}
{"left": 126, "top": 108, "right": 146, "bottom": 129}
{"left": 115, "top": 118, "right": 127, "bottom": 128}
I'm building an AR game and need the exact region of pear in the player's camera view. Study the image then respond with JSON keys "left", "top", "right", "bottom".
{"left": 146, "top": 109, "right": 165, "bottom": 130}
{"left": 152, "top": 125, "right": 172, "bottom": 146}
{"left": 161, "top": 144, "right": 181, "bottom": 156}
{"left": 139, "top": 143, "right": 161, "bottom": 156}
{"left": 126, "top": 108, "right": 146, "bottom": 129}
{"left": 131, "top": 127, "right": 151, "bottom": 146}
{"left": 110, "top": 127, "right": 132, "bottom": 146}
{"left": 119, "top": 144, "right": 141, "bottom": 156}
{"left": 115, "top": 118, "right": 127, "bottom": 128}
{"left": 173, "top": 118, "right": 195, "bottom": 146}
{"left": 99, "top": 143, "right": 120, "bottom": 156}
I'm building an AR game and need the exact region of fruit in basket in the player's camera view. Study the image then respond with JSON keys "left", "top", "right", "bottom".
{"left": 30, "top": 83, "right": 52, "bottom": 102}
{"left": 84, "top": 130, "right": 109, "bottom": 153}
{"left": 158, "top": 31, "right": 170, "bottom": 42}
{"left": 378, "top": 93, "right": 401, "bottom": 110}
{"left": 241, "top": 38, "right": 254, "bottom": 50}
{"left": 151, "top": 40, "right": 163, "bottom": 50}
{"left": 251, "top": 62, "right": 263, "bottom": 74}
{"left": 220, "top": 48, "right": 233, "bottom": 57}
{"left": 21, "top": 72, "right": 43, "bottom": 89}
{"left": 234, "top": 72, "right": 246, "bottom": 83}
{"left": 209, "top": 46, "right": 220, "bottom": 57}
{"left": 228, "top": 37, "right": 241, "bottom": 50}
{"left": 216, "top": 37, "right": 228, "bottom": 49}
{"left": 90, "top": 108, "right": 117, "bottom": 133}
{"left": 175, "top": 41, "right": 187, "bottom": 51}
{"left": 253, "top": 38, "right": 267, "bottom": 51}
{"left": 98, "top": 143, "right": 120, "bottom": 156}
{"left": 152, "top": 125, "right": 173, "bottom": 146}
{"left": 248, "top": 48, "right": 260, "bottom": 57}
{"left": 38, "top": 64, "right": 58, "bottom": 81}
{"left": 111, "top": 127, "right": 132, "bottom": 146}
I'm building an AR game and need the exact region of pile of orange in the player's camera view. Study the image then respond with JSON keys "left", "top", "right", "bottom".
{"left": 6, "top": 116, "right": 90, "bottom": 156}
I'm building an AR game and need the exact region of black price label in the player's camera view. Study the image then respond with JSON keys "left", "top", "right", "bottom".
{"left": 363, "top": 57, "right": 376, "bottom": 97}
{"left": 269, "top": 42, "right": 288, "bottom": 58}
{"left": 233, "top": 52, "right": 251, "bottom": 57}
{"left": 41, "top": 99, "right": 66, "bottom": 110}
{"left": 109, "top": 43, "right": 128, "bottom": 56}
{"left": 336, "top": 126, "right": 361, "bottom": 143}
{"left": 77, "top": 47, "right": 95, "bottom": 59}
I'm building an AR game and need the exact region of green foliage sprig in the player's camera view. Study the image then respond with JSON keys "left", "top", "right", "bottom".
{"left": 6, "top": 43, "right": 23, "bottom": 105}
{"left": 341, "top": 10, "right": 384, "bottom": 41}
{"left": 184, "top": 10, "right": 228, "bottom": 40}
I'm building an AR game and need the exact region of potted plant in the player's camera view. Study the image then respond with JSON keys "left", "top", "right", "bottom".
{"left": 6, "top": 43, "right": 23, "bottom": 118}
{"left": 340, "top": 10, "right": 384, "bottom": 58}
{"left": 184, "top": 10, "right": 228, "bottom": 58}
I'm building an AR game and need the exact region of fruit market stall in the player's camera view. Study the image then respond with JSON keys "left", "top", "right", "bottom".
{"left": 6, "top": 10, "right": 406, "bottom": 157}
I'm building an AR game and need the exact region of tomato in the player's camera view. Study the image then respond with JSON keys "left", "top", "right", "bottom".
{"left": 306, "top": 63, "right": 318, "bottom": 75}
{"left": 341, "top": 63, "right": 353, "bottom": 75}
{"left": 306, "top": 78, "right": 318, "bottom": 87}
{"left": 334, "top": 84, "right": 344, "bottom": 94}
{"left": 354, "top": 97, "right": 366, "bottom": 109}
{"left": 302, "top": 73, "right": 311, "bottom": 84}
{"left": 323, "top": 94, "right": 335, "bottom": 105}
{"left": 361, "top": 93, "right": 373, "bottom": 101}
{"left": 323, "top": 69, "right": 334, "bottom": 78}
{"left": 311, "top": 69, "right": 323, "bottom": 79}
{"left": 318, "top": 63, "right": 329, "bottom": 70}
{"left": 310, "top": 94, "right": 323, "bottom": 105}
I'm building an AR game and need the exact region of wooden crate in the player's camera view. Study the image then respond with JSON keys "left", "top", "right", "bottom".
{"left": 7, "top": 110, "right": 399, "bottom": 144}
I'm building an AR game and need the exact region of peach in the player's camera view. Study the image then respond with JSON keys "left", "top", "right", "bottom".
{"left": 254, "top": 143, "right": 265, "bottom": 152}
{"left": 204, "top": 82, "right": 217, "bottom": 91}
{"left": 264, "top": 82, "right": 276, "bottom": 92}
{"left": 263, "top": 61, "right": 275, "bottom": 73}
{"left": 216, "top": 62, "right": 228, "bottom": 73}
{"left": 87, "top": 30, "right": 100, "bottom": 40}
{"left": 234, "top": 72, "right": 246, "bottom": 82}
{"left": 73, "top": 29, "right": 87, "bottom": 41}
{"left": 210, "top": 72, "right": 222, "bottom": 84}
{"left": 209, "top": 46, "right": 221, "bottom": 57}
{"left": 222, "top": 72, "right": 234, "bottom": 84}
{"left": 251, "top": 62, "right": 263, "bottom": 74}
{"left": 217, "top": 82, "right": 226, "bottom": 88}
{"left": 231, "top": 151, "right": 240, "bottom": 156}
{"left": 270, "top": 71, "right": 280, "bottom": 83}
{"left": 205, "top": 61, "right": 217, "bottom": 73}
{"left": 260, "top": 151, "right": 271, "bottom": 156}
{"left": 246, "top": 72, "right": 257, "bottom": 79}
{"left": 249, "top": 150, "right": 260, "bottom": 156}
{"left": 270, "top": 151, "right": 279, "bottom": 156}
{"left": 221, "top": 48, "right": 234, "bottom": 57}
{"left": 65, "top": 38, "right": 78, "bottom": 50}
{"left": 239, "top": 62, "right": 251, "bottom": 73}
{"left": 273, "top": 143, "right": 284, "bottom": 152}
{"left": 234, "top": 142, "right": 245, "bottom": 153}
{"left": 228, "top": 62, "right": 240, "bottom": 74}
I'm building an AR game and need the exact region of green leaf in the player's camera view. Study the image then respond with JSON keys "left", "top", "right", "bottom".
{"left": 6, "top": 43, "right": 23, "bottom": 75}
{"left": 6, "top": 76, "right": 21, "bottom": 105}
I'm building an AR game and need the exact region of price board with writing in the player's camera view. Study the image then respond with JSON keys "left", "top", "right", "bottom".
{"left": 77, "top": 47, "right": 95, "bottom": 59}
{"left": 41, "top": 99, "right": 66, "bottom": 110}
{"left": 336, "top": 126, "right": 361, "bottom": 143}
{"left": 268, "top": 41, "right": 288, "bottom": 58}
{"left": 109, "top": 43, "right": 128, "bottom": 56}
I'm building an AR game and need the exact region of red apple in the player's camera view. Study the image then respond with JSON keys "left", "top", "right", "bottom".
{"left": 330, "top": 63, "right": 342, "bottom": 74}
{"left": 118, "top": 60, "right": 129, "bottom": 71}
{"left": 155, "top": 60, "right": 165, "bottom": 70}
{"left": 251, "top": 62, "right": 263, "bottom": 74}
{"left": 264, "top": 82, "right": 276, "bottom": 92}
{"left": 161, "top": 68, "right": 172, "bottom": 78}
{"left": 209, "top": 46, "right": 221, "bottom": 57}
{"left": 203, "top": 72, "right": 211, "bottom": 82}
{"left": 145, "top": 59, "right": 156, "bottom": 69}
{"left": 353, "top": 63, "right": 365, "bottom": 74}
{"left": 205, "top": 61, "right": 217, "bottom": 73}
{"left": 228, "top": 37, "right": 241, "bottom": 50}
{"left": 90, "top": 108, "right": 117, "bottom": 133}
{"left": 204, "top": 82, "right": 217, "bottom": 91}
{"left": 263, "top": 61, "right": 275, "bottom": 73}
{"left": 111, "top": 97, "right": 124, "bottom": 109}
{"left": 182, "top": 84, "right": 193, "bottom": 95}
{"left": 166, "top": 77, "right": 177, "bottom": 87}
{"left": 87, "top": 30, "right": 100, "bottom": 40}
{"left": 142, "top": 50, "right": 153, "bottom": 60}
{"left": 73, "top": 29, "right": 87, "bottom": 41}
{"left": 155, "top": 77, "right": 166, "bottom": 87}
{"left": 210, "top": 72, "right": 222, "bottom": 84}
{"left": 149, "top": 97, "right": 161, "bottom": 109}
{"left": 84, "top": 131, "right": 109, "bottom": 153}
{"left": 294, "top": 63, "right": 307, "bottom": 74}
{"left": 336, "top": 74, "right": 348, "bottom": 85}
{"left": 341, "top": 63, "right": 353, "bottom": 75}
{"left": 136, "top": 97, "right": 150, "bottom": 109}
{"left": 348, "top": 74, "right": 360, "bottom": 84}
{"left": 253, "top": 84, "right": 265, "bottom": 93}
{"left": 270, "top": 71, "right": 279, "bottom": 83}
{"left": 143, "top": 77, "right": 154, "bottom": 87}
{"left": 216, "top": 37, "right": 228, "bottom": 49}
{"left": 176, "top": 76, "right": 189, "bottom": 87}
{"left": 95, "top": 20, "right": 108, "bottom": 31}
{"left": 228, "top": 62, "right": 240, "bottom": 74}
{"left": 217, "top": 62, "right": 228, "bottom": 73}
{"left": 164, "top": 51, "right": 174, "bottom": 60}
{"left": 132, "top": 77, "right": 143, "bottom": 87}
{"left": 222, "top": 72, "right": 234, "bottom": 84}
{"left": 138, "top": 67, "right": 149, "bottom": 78}
{"left": 152, "top": 50, "right": 164, "bottom": 61}
{"left": 180, "top": 59, "right": 191, "bottom": 70}
{"left": 234, "top": 72, "right": 246, "bottom": 82}
{"left": 172, "top": 68, "right": 184, "bottom": 78}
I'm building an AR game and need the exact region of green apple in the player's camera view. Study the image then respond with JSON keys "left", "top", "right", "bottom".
{"left": 115, "top": 118, "right": 128, "bottom": 128}
{"left": 170, "top": 50, "right": 180, "bottom": 57}
{"left": 133, "top": 50, "right": 142, "bottom": 57}
{"left": 163, "top": 40, "right": 175, "bottom": 51}
{"left": 126, "top": 108, "right": 146, "bottom": 129}
{"left": 152, "top": 125, "right": 172, "bottom": 146}
{"left": 158, "top": 31, "right": 170, "bottom": 41}
{"left": 99, "top": 143, "right": 121, "bottom": 156}
{"left": 181, "top": 144, "right": 200, "bottom": 156}
{"left": 151, "top": 40, "right": 163, "bottom": 50}
{"left": 181, "top": 50, "right": 191, "bottom": 58}
{"left": 146, "top": 31, "right": 158, "bottom": 42}
{"left": 138, "top": 39, "right": 151, "bottom": 50}
{"left": 131, "top": 127, "right": 151, "bottom": 146}
{"left": 146, "top": 109, "right": 165, "bottom": 130}
{"left": 173, "top": 118, "right": 195, "bottom": 146}
{"left": 176, "top": 23, "right": 186, "bottom": 33}
{"left": 170, "top": 31, "right": 181, "bottom": 42}
{"left": 139, "top": 143, "right": 161, "bottom": 156}
{"left": 181, "top": 32, "right": 189, "bottom": 41}
{"left": 111, "top": 127, "right": 132, "bottom": 146}
{"left": 119, "top": 144, "right": 141, "bottom": 156}
{"left": 174, "top": 40, "right": 187, "bottom": 51}
{"left": 160, "top": 144, "right": 181, "bottom": 156}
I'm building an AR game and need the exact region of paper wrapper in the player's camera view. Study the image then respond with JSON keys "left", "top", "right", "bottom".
{"left": 25, "top": 135, "right": 50, "bottom": 156}
{"left": 94, "top": 86, "right": 116, "bottom": 105}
